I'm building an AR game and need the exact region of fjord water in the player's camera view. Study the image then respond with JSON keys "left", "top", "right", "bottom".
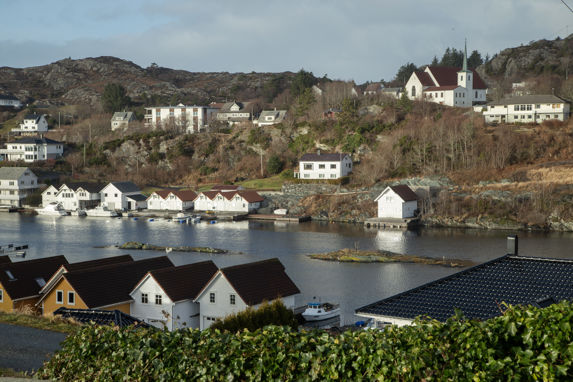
{"left": 3, "top": 214, "right": 573, "bottom": 324}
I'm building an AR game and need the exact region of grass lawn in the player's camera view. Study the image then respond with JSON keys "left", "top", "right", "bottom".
{"left": 239, "top": 175, "right": 284, "bottom": 190}
{"left": 0, "top": 311, "right": 80, "bottom": 334}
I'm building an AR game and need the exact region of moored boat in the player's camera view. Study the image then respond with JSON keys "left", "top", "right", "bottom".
{"left": 36, "top": 203, "right": 68, "bottom": 216}
{"left": 302, "top": 302, "right": 340, "bottom": 321}
{"left": 86, "top": 205, "right": 118, "bottom": 217}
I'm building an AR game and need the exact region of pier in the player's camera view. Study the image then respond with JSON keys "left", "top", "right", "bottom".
{"left": 247, "top": 214, "right": 311, "bottom": 223}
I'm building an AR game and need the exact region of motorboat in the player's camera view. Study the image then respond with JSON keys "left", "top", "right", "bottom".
{"left": 86, "top": 205, "right": 118, "bottom": 217}
{"left": 302, "top": 302, "right": 340, "bottom": 321}
{"left": 36, "top": 203, "right": 68, "bottom": 216}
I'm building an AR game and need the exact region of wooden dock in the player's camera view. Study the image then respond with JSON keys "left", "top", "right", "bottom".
{"left": 247, "top": 214, "right": 311, "bottom": 223}
{"left": 364, "top": 217, "right": 420, "bottom": 229}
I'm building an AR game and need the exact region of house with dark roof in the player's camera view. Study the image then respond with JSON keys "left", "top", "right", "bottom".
{"left": 0, "top": 94, "right": 22, "bottom": 109}
{"left": 41, "top": 182, "right": 106, "bottom": 211}
{"left": 215, "top": 101, "right": 252, "bottom": 125}
{"left": 0, "top": 137, "right": 64, "bottom": 162}
{"left": 193, "top": 190, "right": 264, "bottom": 212}
{"left": 0, "top": 167, "right": 39, "bottom": 207}
{"left": 194, "top": 258, "right": 300, "bottom": 330}
{"left": 0, "top": 256, "right": 11, "bottom": 265}
{"left": 36, "top": 256, "right": 173, "bottom": 316}
{"left": 100, "top": 181, "right": 145, "bottom": 211}
{"left": 364, "top": 82, "right": 384, "bottom": 96}
{"left": 54, "top": 307, "right": 149, "bottom": 328}
{"left": 146, "top": 189, "right": 197, "bottom": 211}
{"left": 296, "top": 151, "right": 352, "bottom": 179}
{"left": 110, "top": 111, "right": 136, "bottom": 131}
{"left": 375, "top": 185, "right": 419, "bottom": 219}
{"left": 129, "top": 261, "right": 218, "bottom": 330}
{"left": 0, "top": 255, "right": 68, "bottom": 313}
{"left": 405, "top": 43, "right": 487, "bottom": 107}
{"left": 256, "top": 109, "right": 287, "bottom": 127}
{"left": 11, "top": 114, "right": 48, "bottom": 135}
{"left": 356, "top": 250, "right": 573, "bottom": 327}
{"left": 483, "top": 94, "right": 570, "bottom": 124}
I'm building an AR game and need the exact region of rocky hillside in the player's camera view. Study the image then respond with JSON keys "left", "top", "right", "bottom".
{"left": 0, "top": 56, "right": 295, "bottom": 106}
{"left": 477, "top": 34, "right": 573, "bottom": 82}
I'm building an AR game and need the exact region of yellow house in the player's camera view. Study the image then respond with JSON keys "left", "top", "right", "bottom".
{"left": 0, "top": 255, "right": 68, "bottom": 313}
{"left": 37, "top": 256, "right": 173, "bottom": 316}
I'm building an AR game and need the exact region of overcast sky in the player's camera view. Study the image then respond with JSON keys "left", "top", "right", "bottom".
{"left": 1, "top": 0, "right": 572, "bottom": 83}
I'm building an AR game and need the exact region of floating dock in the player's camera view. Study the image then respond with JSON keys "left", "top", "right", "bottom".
{"left": 247, "top": 214, "right": 311, "bottom": 223}
{"left": 364, "top": 217, "right": 420, "bottom": 229}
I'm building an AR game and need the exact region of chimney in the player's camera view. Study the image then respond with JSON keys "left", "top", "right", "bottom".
{"left": 507, "top": 235, "right": 518, "bottom": 256}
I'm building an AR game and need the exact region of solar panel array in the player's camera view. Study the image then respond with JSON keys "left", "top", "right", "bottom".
{"left": 356, "top": 255, "right": 573, "bottom": 322}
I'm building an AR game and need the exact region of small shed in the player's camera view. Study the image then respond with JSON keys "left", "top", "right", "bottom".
{"left": 375, "top": 185, "right": 418, "bottom": 219}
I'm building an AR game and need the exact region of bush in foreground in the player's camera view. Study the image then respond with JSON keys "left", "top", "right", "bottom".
{"left": 39, "top": 301, "right": 573, "bottom": 381}
{"left": 210, "top": 300, "right": 298, "bottom": 332}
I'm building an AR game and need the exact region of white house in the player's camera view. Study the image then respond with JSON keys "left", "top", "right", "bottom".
{"left": 0, "top": 167, "right": 38, "bottom": 207}
{"left": 405, "top": 44, "right": 487, "bottom": 107}
{"left": 0, "top": 94, "right": 22, "bottom": 109}
{"left": 130, "top": 261, "right": 218, "bottom": 330}
{"left": 144, "top": 104, "right": 218, "bottom": 133}
{"left": 215, "top": 101, "right": 252, "bottom": 125}
{"left": 363, "top": 82, "right": 384, "bottom": 96}
{"left": 194, "top": 258, "right": 300, "bottom": 330}
{"left": 42, "top": 182, "right": 105, "bottom": 211}
{"left": 146, "top": 189, "right": 197, "bottom": 211}
{"left": 296, "top": 152, "right": 352, "bottom": 179}
{"left": 193, "top": 190, "right": 264, "bottom": 212}
{"left": 100, "top": 181, "right": 144, "bottom": 211}
{"left": 375, "top": 185, "right": 419, "bottom": 219}
{"left": 256, "top": 109, "right": 287, "bottom": 127}
{"left": 483, "top": 95, "right": 570, "bottom": 124}
{"left": 0, "top": 137, "right": 63, "bottom": 163}
{"left": 111, "top": 112, "right": 136, "bottom": 131}
{"left": 11, "top": 114, "right": 49, "bottom": 135}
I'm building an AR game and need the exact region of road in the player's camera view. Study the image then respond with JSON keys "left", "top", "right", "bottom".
{"left": 0, "top": 323, "right": 66, "bottom": 372}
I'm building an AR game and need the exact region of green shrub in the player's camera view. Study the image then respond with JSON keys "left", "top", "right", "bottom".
{"left": 39, "top": 301, "right": 573, "bottom": 381}
{"left": 199, "top": 166, "right": 217, "bottom": 176}
{"left": 210, "top": 300, "right": 297, "bottom": 332}
{"left": 266, "top": 154, "right": 284, "bottom": 175}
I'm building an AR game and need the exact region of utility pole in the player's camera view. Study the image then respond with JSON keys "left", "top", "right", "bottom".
{"left": 58, "top": 112, "right": 61, "bottom": 129}
{"left": 260, "top": 152, "right": 264, "bottom": 178}
{"left": 83, "top": 143, "right": 86, "bottom": 167}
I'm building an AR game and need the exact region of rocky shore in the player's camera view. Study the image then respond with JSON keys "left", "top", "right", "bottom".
{"left": 118, "top": 241, "right": 228, "bottom": 254}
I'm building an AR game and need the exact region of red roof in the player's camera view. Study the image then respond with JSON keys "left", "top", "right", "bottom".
{"left": 237, "top": 190, "right": 264, "bottom": 203}
{"left": 425, "top": 85, "right": 459, "bottom": 92}
{"left": 414, "top": 71, "right": 434, "bottom": 86}
{"left": 390, "top": 185, "right": 418, "bottom": 201}
{"left": 155, "top": 190, "right": 172, "bottom": 199}
{"left": 426, "top": 66, "right": 487, "bottom": 89}
{"left": 171, "top": 190, "right": 197, "bottom": 202}
{"left": 199, "top": 191, "right": 219, "bottom": 200}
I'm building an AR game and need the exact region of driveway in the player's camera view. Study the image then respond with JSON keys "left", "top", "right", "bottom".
{"left": 0, "top": 323, "right": 66, "bottom": 372}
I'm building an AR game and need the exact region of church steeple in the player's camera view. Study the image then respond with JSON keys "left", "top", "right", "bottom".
{"left": 462, "top": 38, "right": 468, "bottom": 72}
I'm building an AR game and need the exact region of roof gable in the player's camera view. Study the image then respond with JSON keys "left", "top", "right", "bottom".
{"left": 414, "top": 71, "right": 435, "bottom": 87}
{"left": 145, "top": 261, "right": 218, "bottom": 302}
{"left": 0, "top": 167, "right": 34, "bottom": 180}
{"left": 60, "top": 257, "right": 173, "bottom": 309}
{"left": 356, "top": 255, "right": 573, "bottom": 322}
{"left": 300, "top": 153, "right": 350, "bottom": 162}
{"left": 104, "top": 181, "right": 141, "bottom": 194}
{"left": 217, "top": 259, "right": 300, "bottom": 306}
{"left": 426, "top": 66, "right": 487, "bottom": 89}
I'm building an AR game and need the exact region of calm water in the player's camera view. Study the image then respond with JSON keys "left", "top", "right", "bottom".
{"left": 2, "top": 214, "right": 573, "bottom": 324}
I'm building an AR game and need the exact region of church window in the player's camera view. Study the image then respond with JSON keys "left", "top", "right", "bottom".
{"left": 441, "top": 92, "right": 443, "bottom": 97}
{"left": 460, "top": 75, "right": 463, "bottom": 82}
{"left": 475, "top": 91, "right": 478, "bottom": 98}
{"left": 411, "top": 86, "right": 416, "bottom": 97}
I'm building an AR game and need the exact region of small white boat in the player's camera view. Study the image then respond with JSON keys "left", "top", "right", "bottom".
{"left": 36, "top": 203, "right": 68, "bottom": 216}
{"left": 302, "top": 302, "right": 340, "bottom": 321}
{"left": 86, "top": 205, "right": 118, "bottom": 217}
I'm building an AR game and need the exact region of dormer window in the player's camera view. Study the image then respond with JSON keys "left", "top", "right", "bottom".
{"left": 35, "top": 277, "right": 46, "bottom": 287}
{"left": 5, "top": 270, "right": 15, "bottom": 280}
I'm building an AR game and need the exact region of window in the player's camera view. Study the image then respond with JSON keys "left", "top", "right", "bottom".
{"left": 209, "top": 292, "right": 216, "bottom": 303}
{"left": 5, "top": 270, "right": 15, "bottom": 280}
{"left": 514, "top": 105, "right": 519, "bottom": 111}
{"left": 411, "top": 85, "right": 416, "bottom": 97}
{"left": 555, "top": 115, "right": 559, "bottom": 118}
{"left": 536, "top": 104, "right": 540, "bottom": 109}
{"left": 35, "top": 277, "right": 46, "bottom": 287}
{"left": 230, "top": 294, "right": 236, "bottom": 305}
{"left": 68, "top": 291, "right": 75, "bottom": 305}
{"left": 514, "top": 116, "right": 518, "bottom": 120}
{"left": 114, "top": 193, "right": 118, "bottom": 197}
{"left": 319, "top": 174, "right": 325, "bottom": 178}
{"left": 303, "top": 164, "right": 313, "bottom": 170}
{"left": 441, "top": 92, "right": 444, "bottom": 98}
{"left": 318, "top": 164, "right": 325, "bottom": 169}
{"left": 141, "top": 293, "right": 148, "bottom": 304}
{"left": 475, "top": 91, "right": 478, "bottom": 98}
{"left": 155, "top": 294, "right": 162, "bottom": 305}
{"left": 526, "top": 105, "right": 532, "bottom": 111}
{"left": 330, "top": 164, "right": 336, "bottom": 169}
{"left": 56, "top": 290, "right": 64, "bottom": 304}
{"left": 303, "top": 174, "right": 310, "bottom": 178}
{"left": 460, "top": 75, "right": 463, "bottom": 82}
{"left": 330, "top": 174, "right": 336, "bottom": 178}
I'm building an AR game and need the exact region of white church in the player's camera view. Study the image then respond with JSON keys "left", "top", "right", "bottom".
{"left": 405, "top": 43, "right": 487, "bottom": 107}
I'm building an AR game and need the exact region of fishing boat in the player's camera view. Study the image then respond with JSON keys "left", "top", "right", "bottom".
{"left": 86, "top": 205, "right": 118, "bottom": 217}
{"left": 302, "top": 302, "right": 340, "bottom": 321}
{"left": 36, "top": 203, "right": 68, "bottom": 216}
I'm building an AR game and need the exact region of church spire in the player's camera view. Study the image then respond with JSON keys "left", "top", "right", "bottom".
{"left": 463, "top": 38, "right": 468, "bottom": 72}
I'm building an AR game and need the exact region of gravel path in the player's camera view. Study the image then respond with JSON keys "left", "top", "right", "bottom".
{"left": 0, "top": 323, "right": 66, "bottom": 372}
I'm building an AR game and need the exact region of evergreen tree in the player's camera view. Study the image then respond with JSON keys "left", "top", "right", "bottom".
{"left": 431, "top": 56, "right": 439, "bottom": 66}
{"left": 101, "top": 83, "right": 131, "bottom": 113}
{"left": 393, "top": 62, "right": 418, "bottom": 84}
{"left": 290, "top": 69, "right": 318, "bottom": 97}
{"left": 468, "top": 50, "right": 483, "bottom": 69}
